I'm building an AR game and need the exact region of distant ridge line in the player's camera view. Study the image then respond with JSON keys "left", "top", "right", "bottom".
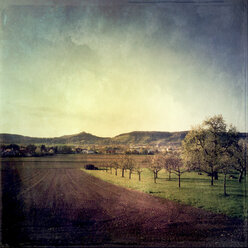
{"left": 0, "top": 131, "right": 247, "bottom": 146}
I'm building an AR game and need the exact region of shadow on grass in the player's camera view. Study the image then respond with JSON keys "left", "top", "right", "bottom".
{"left": 223, "top": 193, "right": 246, "bottom": 198}
{"left": 148, "top": 191, "right": 164, "bottom": 194}
{"left": 179, "top": 177, "right": 212, "bottom": 183}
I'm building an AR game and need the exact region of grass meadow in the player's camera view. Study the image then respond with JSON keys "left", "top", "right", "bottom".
{"left": 83, "top": 168, "right": 247, "bottom": 219}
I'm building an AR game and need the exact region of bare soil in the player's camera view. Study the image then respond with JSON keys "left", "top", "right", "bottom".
{"left": 1, "top": 162, "right": 247, "bottom": 247}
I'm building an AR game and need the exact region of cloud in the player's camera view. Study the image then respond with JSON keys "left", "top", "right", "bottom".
{"left": 0, "top": 3, "right": 245, "bottom": 136}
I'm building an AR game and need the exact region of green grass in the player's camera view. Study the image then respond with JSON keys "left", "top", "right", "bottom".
{"left": 83, "top": 168, "right": 248, "bottom": 219}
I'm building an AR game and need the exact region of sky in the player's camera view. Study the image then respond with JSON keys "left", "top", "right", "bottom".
{"left": 0, "top": 0, "right": 247, "bottom": 137}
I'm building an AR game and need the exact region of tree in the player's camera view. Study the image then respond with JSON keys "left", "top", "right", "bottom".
{"left": 57, "top": 145, "right": 73, "bottom": 154}
{"left": 8, "top": 144, "right": 20, "bottom": 151}
{"left": 126, "top": 156, "right": 136, "bottom": 179}
{"left": 104, "top": 164, "right": 108, "bottom": 172}
{"left": 119, "top": 155, "right": 127, "bottom": 177}
{"left": 164, "top": 153, "right": 187, "bottom": 188}
{"left": 182, "top": 115, "right": 237, "bottom": 186}
{"left": 26, "top": 144, "right": 37, "bottom": 155}
{"left": 161, "top": 153, "right": 173, "bottom": 180}
{"left": 219, "top": 153, "right": 233, "bottom": 196}
{"left": 108, "top": 162, "right": 113, "bottom": 174}
{"left": 120, "top": 155, "right": 136, "bottom": 179}
{"left": 111, "top": 160, "right": 119, "bottom": 176}
{"left": 41, "top": 144, "right": 47, "bottom": 153}
{"left": 227, "top": 138, "right": 247, "bottom": 183}
{"left": 136, "top": 165, "right": 143, "bottom": 181}
{"left": 147, "top": 155, "right": 163, "bottom": 183}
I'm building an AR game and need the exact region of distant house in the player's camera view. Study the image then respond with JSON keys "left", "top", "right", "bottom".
{"left": 147, "top": 149, "right": 154, "bottom": 155}
{"left": 1, "top": 148, "right": 20, "bottom": 157}
{"left": 48, "top": 148, "right": 55, "bottom": 155}
{"left": 76, "top": 148, "right": 82, "bottom": 153}
{"left": 87, "top": 150, "right": 95, "bottom": 154}
{"left": 105, "top": 147, "right": 122, "bottom": 154}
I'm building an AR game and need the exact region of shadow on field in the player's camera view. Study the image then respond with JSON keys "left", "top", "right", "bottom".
{"left": 1, "top": 166, "right": 29, "bottom": 246}
{"left": 1, "top": 165, "right": 113, "bottom": 246}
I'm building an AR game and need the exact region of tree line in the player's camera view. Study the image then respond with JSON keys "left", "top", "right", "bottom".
{"left": 103, "top": 115, "right": 247, "bottom": 196}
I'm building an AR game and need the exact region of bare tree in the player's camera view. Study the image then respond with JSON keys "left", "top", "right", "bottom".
{"left": 166, "top": 166, "right": 172, "bottom": 181}
{"left": 108, "top": 162, "right": 113, "bottom": 174}
{"left": 111, "top": 160, "right": 119, "bottom": 176}
{"left": 121, "top": 155, "right": 136, "bottom": 179}
{"left": 147, "top": 155, "right": 163, "bottom": 183}
{"left": 161, "top": 153, "right": 173, "bottom": 180}
{"left": 136, "top": 165, "right": 143, "bottom": 181}
{"left": 219, "top": 153, "right": 234, "bottom": 196}
{"left": 165, "top": 153, "right": 187, "bottom": 188}
{"left": 119, "top": 155, "right": 128, "bottom": 177}
{"left": 126, "top": 156, "right": 136, "bottom": 179}
{"left": 100, "top": 163, "right": 108, "bottom": 172}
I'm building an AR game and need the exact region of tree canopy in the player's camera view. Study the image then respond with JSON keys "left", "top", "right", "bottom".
{"left": 182, "top": 115, "right": 239, "bottom": 186}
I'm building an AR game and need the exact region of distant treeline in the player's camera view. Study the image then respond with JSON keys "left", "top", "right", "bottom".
{"left": 0, "top": 144, "right": 80, "bottom": 157}
{"left": 0, "top": 144, "right": 158, "bottom": 157}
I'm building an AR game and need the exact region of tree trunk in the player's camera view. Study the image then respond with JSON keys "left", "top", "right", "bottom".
{"left": 238, "top": 171, "right": 243, "bottom": 183}
{"left": 122, "top": 168, "right": 125, "bottom": 177}
{"left": 168, "top": 171, "right": 171, "bottom": 181}
{"left": 129, "top": 170, "right": 131, "bottom": 179}
{"left": 214, "top": 171, "right": 218, "bottom": 180}
{"left": 224, "top": 172, "right": 227, "bottom": 196}
{"left": 115, "top": 169, "right": 117, "bottom": 176}
{"left": 178, "top": 173, "right": 181, "bottom": 188}
{"left": 138, "top": 172, "right": 141, "bottom": 181}
{"left": 211, "top": 167, "right": 214, "bottom": 186}
{"left": 154, "top": 172, "right": 157, "bottom": 183}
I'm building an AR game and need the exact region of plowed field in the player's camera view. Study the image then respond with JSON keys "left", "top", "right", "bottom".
{"left": 1, "top": 161, "right": 246, "bottom": 247}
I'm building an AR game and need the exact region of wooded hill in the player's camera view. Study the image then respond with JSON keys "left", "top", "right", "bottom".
{"left": 0, "top": 131, "right": 246, "bottom": 146}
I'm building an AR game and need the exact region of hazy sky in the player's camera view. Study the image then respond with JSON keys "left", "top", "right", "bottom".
{"left": 0, "top": 0, "right": 247, "bottom": 137}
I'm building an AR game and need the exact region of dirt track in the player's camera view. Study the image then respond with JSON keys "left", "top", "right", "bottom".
{"left": 1, "top": 164, "right": 246, "bottom": 247}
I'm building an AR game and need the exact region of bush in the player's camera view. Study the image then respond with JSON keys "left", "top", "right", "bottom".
{"left": 85, "top": 164, "right": 98, "bottom": 170}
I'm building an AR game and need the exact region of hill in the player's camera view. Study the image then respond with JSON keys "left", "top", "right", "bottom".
{"left": 51, "top": 132, "right": 109, "bottom": 145}
{"left": 0, "top": 134, "right": 53, "bottom": 144}
{"left": 112, "top": 131, "right": 188, "bottom": 146}
{"left": 0, "top": 132, "right": 109, "bottom": 145}
{"left": 0, "top": 131, "right": 246, "bottom": 146}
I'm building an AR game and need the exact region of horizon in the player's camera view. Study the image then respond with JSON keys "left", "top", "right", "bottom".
{"left": 1, "top": 128, "right": 248, "bottom": 140}
{"left": 0, "top": 0, "right": 247, "bottom": 137}
{"left": 1, "top": 129, "right": 191, "bottom": 139}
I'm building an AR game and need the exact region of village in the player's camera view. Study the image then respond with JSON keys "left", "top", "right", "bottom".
{"left": 0, "top": 143, "right": 179, "bottom": 157}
